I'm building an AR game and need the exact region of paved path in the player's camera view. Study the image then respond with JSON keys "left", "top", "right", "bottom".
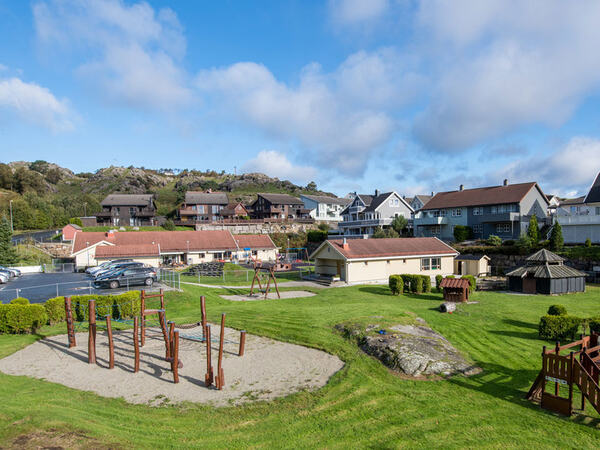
{"left": 181, "top": 280, "right": 330, "bottom": 289}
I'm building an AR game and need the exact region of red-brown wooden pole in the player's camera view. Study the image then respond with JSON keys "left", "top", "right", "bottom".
{"left": 264, "top": 272, "right": 272, "bottom": 299}
{"left": 140, "top": 291, "right": 146, "bottom": 347}
{"left": 133, "top": 316, "right": 140, "bottom": 373}
{"left": 106, "top": 315, "right": 114, "bottom": 369}
{"left": 88, "top": 299, "right": 96, "bottom": 364}
{"left": 201, "top": 296, "right": 207, "bottom": 340}
{"left": 172, "top": 331, "right": 180, "bottom": 384}
{"left": 238, "top": 330, "right": 246, "bottom": 357}
{"left": 158, "top": 311, "right": 170, "bottom": 359}
{"left": 64, "top": 296, "right": 76, "bottom": 348}
{"left": 205, "top": 324, "right": 213, "bottom": 387}
{"left": 568, "top": 352, "right": 574, "bottom": 415}
{"left": 215, "top": 313, "right": 226, "bottom": 389}
{"left": 160, "top": 288, "right": 165, "bottom": 310}
{"left": 555, "top": 342, "right": 560, "bottom": 396}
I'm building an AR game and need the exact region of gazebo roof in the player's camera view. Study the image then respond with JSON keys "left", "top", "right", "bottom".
{"left": 526, "top": 249, "right": 564, "bottom": 264}
{"left": 506, "top": 263, "right": 586, "bottom": 279}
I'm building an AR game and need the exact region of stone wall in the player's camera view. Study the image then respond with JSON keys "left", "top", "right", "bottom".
{"left": 194, "top": 221, "right": 320, "bottom": 235}
{"left": 471, "top": 253, "right": 600, "bottom": 275}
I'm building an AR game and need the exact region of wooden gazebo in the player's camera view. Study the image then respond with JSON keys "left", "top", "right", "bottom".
{"left": 440, "top": 277, "right": 470, "bottom": 302}
{"left": 506, "top": 249, "right": 586, "bottom": 295}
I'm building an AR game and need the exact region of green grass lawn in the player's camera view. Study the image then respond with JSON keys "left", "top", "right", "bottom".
{"left": 1, "top": 285, "right": 600, "bottom": 447}
{"left": 181, "top": 263, "right": 312, "bottom": 286}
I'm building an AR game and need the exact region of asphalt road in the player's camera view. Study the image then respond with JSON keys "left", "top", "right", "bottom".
{"left": 0, "top": 272, "right": 166, "bottom": 304}
{"left": 12, "top": 229, "right": 61, "bottom": 244}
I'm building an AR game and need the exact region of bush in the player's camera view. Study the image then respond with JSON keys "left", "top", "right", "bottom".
{"left": 547, "top": 304, "right": 567, "bottom": 316}
{"left": 503, "top": 240, "right": 516, "bottom": 246}
{"left": 453, "top": 225, "right": 473, "bottom": 243}
{"left": 399, "top": 274, "right": 414, "bottom": 293}
{"left": 45, "top": 296, "right": 66, "bottom": 324}
{"left": 0, "top": 303, "right": 48, "bottom": 334}
{"left": 422, "top": 276, "right": 431, "bottom": 293}
{"left": 69, "top": 217, "right": 83, "bottom": 227}
{"left": 461, "top": 275, "right": 476, "bottom": 293}
{"left": 585, "top": 238, "right": 592, "bottom": 248}
{"left": 307, "top": 230, "right": 328, "bottom": 243}
{"left": 486, "top": 235, "right": 502, "bottom": 246}
{"left": 44, "top": 291, "right": 141, "bottom": 323}
{"left": 413, "top": 276, "right": 423, "bottom": 294}
{"left": 435, "top": 274, "right": 443, "bottom": 292}
{"left": 10, "top": 297, "right": 30, "bottom": 305}
{"left": 590, "top": 317, "right": 600, "bottom": 334}
{"left": 162, "top": 219, "right": 176, "bottom": 231}
{"left": 539, "top": 315, "right": 581, "bottom": 341}
{"left": 388, "top": 275, "right": 403, "bottom": 295}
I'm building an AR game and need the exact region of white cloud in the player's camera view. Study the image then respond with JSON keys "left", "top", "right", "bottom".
{"left": 0, "top": 64, "right": 7, "bottom": 71}
{"left": 242, "top": 150, "right": 318, "bottom": 185}
{"left": 33, "top": 0, "right": 192, "bottom": 110}
{"left": 492, "top": 137, "right": 600, "bottom": 195}
{"left": 196, "top": 49, "right": 420, "bottom": 175}
{"left": 329, "top": 0, "right": 390, "bottom": 26}
{"left": 412, "top": 0, "right": 600, "bottom": 151}
{"left": 0, "top": 77, "right": 73, "bottom": 131}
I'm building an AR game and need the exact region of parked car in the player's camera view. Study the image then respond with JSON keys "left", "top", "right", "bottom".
{"left": 0, "top": 266, "right": 21, "bottom": 277}
{"left": 0, "top": 269, "right": 13, "bottom": 280}
{"left": 92, "top": 262, "right": 144, "bottom": 279}
{"left": 0, "top": 272, "right": 8, "bottom": 284}
{"left": 86, "top": 259, "right": 133, "bottom": 275}
{"left": 93, "top": 267, "right": 158, "bottom": 289}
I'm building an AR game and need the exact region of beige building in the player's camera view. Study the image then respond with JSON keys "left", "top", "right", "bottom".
{"left": 310, "top": 237, "right": 457, "bottom": 284}
{"left": 454, "top": 255, "right": 491, "bottom": 277}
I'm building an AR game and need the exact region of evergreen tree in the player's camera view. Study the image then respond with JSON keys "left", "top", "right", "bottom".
{"left": 0, "top": 216, "right": 18, "bottom": 265}
{"left": 527, "top": 214, "right": 539, "bottom": 242}
{"left": 391, "top": 216, "right": 408, "bottom": 236}
{"left": 549, "top": 222, "right": 564, "bottom": 251}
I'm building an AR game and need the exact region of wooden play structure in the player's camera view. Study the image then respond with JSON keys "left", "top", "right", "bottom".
{"left": 527, "top": 333, "right": 600, "bottom": 416}
{"left": 249, "top": 265, "right": 281, "bottom": 299}
{"left": 63, "top": 293, "right": 246, "bottom": 391}
{"left": 440, "top": 278, "right": 470, "bottom": 303}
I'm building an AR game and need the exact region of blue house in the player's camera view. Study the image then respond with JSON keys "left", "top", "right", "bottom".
{"left": 413, "top": 180, "right": 549, "bottom": 241}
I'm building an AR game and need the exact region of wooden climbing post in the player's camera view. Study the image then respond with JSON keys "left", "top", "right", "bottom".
{"left": 201, "top": 296, "right": 207, "bottom": 339}
{"left": 215, "top": 313, "right": 226, "bottom": 390}
{"left": 159, "top": 288, "right": 165, "bottom": 310}
{"left": 272, "top": 267, "right": 280, "bottom": 299}
{"left": 88, "top": 299, "right": 96, "bottom": 364}
{"left": 158, "top": 310, "right": 170, "bottom": 359}
{"left": 205, "top": 324, "right": 213, "bottom": 387}
{"left": 106, "top": 315, "right": 114, "bottom": 369}
{"left": 555, "top": 342, "right": 560, "bottom": 396}
{"left": 172, "top": 331, "right": 180, "bottom": 383}
{"left": 64, "top": 296, "right": 76, "bottom": 348}
{"left": 238, "top": 330, "right": 246, "bottom": 357}
{"left": 133, "top": 316, "right": 140, "bottom": 373}
{"left": 168, "top": 321, "right": 175, "bottom": 350}
{"left": 140, "top": 290, "right": 146, "bottom": 347}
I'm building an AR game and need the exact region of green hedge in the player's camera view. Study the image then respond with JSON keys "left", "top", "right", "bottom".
{"left": 45, "top": 297, "right": 66, "bottom": 324}
{"left": 69, "top": 291, "right": 141, "bottom": 322}
{"left": 422, "top": 276, "right": 432, "bottom": 293}
{"left": 435, "top": 274, "right": 443, "bottom": 292}
{"left": 10, "top": 297, "right": 30, "bottom": 305}
{"left": 388, "top": 275, "right": 403, "bottom": 295}
{"left": 395, "top": 274, "right": 431, "bottom": 294}
{"left": 590, "top": 317, "right": 600, "bottom": 334}
{"left": 538, "top": 315, "right": 581, "bottom": 341}
{"left": 461, "top": 275, "right": 476, "bottom": 293}
{"left": 0, "top": 304, "right": 47, "bottom": 334}
{"left": 547, "top": 304, "right": 567, "bottom": 316}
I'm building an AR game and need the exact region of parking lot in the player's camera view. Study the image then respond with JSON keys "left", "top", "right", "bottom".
{"left": 0, "top": 272, "right": 170, "bottom": 304}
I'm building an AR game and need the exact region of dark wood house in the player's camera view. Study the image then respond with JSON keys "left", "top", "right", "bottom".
{"left": 96, "top": 194, "right": 157, "bottom": 227}
{"left": 250, "top": 193, "right": 310, "bottom": 220}
{"left": 177, "top": 191, "right": 229, "bottom": 224}
{"left": 440, "top": 277, "right": 470, "bottom": 302}
{"left": 220, "top": 202, "right": 249, "bottom": 219}
{"left": 506, "top": 249, "right": 586, "bottom": 295}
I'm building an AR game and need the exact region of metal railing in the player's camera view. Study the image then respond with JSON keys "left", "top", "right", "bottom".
{"left": 43, "top": 263, "right": 76, "bottom": 273}
{"left": 158, "top": 269, "right": 181, "bottom": 290}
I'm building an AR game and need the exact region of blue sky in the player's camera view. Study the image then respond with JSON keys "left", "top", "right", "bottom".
{"left": 1, "top": 0, "right": 600, "bottom": 198}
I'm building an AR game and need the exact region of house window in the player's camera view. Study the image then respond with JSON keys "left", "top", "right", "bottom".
{"left": 421, "top": 257, "right": 441, "bottom": 271}
{"left": 473, "top": 207, "right": 483, "bottom": 215}
{"left": 115, "top": 207, "right": 120, "bottom": 216}
{"left": 496, "top": 223, "right": 511, "bottom": 233}
{"left": 430, "top": 225, "right": 441, "bottom": 235}
{"left": 473, "top": 224, "right": 483, "bottom": 234}
{"left": 389, "top": 198, "right": 399, "bottom": 207}
{"left": 452, "top": 208, "right": 462, "bottom": 217}
{"left": 421, "top": 258, "right": 430, "bottom": 271}
{"left": 596, "top": 207, "right": 600, "bottom": 215}
{"left": 192, "top": 205, "right": 196, "bottom": 211}
{"left": 129, "top": 207, "right": 135, "bottom": 216}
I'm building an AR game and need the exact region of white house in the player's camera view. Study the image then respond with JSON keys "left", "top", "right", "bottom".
{"left": 300, "top": 194, "right": 351, "bottom": 222}
{"left": 555, "top": 172, "right": 600, "bottom": 244}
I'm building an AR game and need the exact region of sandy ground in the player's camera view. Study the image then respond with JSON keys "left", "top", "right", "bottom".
{"left": 0, "top": 326, "right": 343, "bottom": 407}
{"left": 220, "top": 290, "right": 317, "bottom": 302}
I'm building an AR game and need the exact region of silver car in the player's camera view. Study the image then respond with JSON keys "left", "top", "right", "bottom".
{"left": 0, "top": 272, "right": 8, "bottom": 284}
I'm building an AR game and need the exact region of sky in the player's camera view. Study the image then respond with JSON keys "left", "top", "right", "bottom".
{"left": 1, "top": 0, "right": 600, "bottom": 198}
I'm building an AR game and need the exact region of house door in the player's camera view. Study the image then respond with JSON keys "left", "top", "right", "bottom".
{"left": 523, "top": 276, "right": 536, "bottom": 294}
{"left": 336, "top": 261, "right": 341, "bottom": 277}
{"left": 457, "top": 261, "right": 463, "bottom": 275}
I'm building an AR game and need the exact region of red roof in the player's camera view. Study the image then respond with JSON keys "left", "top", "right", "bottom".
{"left": 95, "top": 244, "right": 159, "bottom": 258}
{"left": 72, "top": 230, "right": 237, "bottom": 254}
{"left": 422, "top": 182, "right": 545, "bottom": 209}
{"left": 325, "top": 238, "right": 457, "bottom": 259}
{"left": 235, "top": 234, "right": 277, "bottom": 249}
{"left": 440, "top": 278, "right": 470, "bottom": 289}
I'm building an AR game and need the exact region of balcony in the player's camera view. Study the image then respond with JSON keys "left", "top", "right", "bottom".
{"left": 414, "top": 216, "right": 448, "bottom": 225}
{"left": 556, "top": 214, "right": 600, "bottom": 225}
{"left": 135, "top": 209, "right": 156, "bottom": 217}
{"left": 481, "top": 212, "right": 520, "bottom": 222}
{"left": 339, "top": 218, "right": 392, "bottom": 228}
{"left": 95, "top": 211, "right": 112, "bottom": 218}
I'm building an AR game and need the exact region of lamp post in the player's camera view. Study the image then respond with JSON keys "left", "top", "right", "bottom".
{"left": 9, "top": 200, "right": 13, "bottom": 232}
{"left": 86, "top": 241, "right": 90, "bottom": 267}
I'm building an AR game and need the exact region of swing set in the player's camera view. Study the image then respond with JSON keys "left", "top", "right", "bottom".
{"left": 249, "top": 265, "right": 281, "bottom": 299}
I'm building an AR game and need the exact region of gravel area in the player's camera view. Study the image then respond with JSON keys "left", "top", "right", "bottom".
{"left": 220, "top": 290, "right": 317, "bottom": 302}
{"left": 0, "top": 326, "right": 343, "bottom": 407}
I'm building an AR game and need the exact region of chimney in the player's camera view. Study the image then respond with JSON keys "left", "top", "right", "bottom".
{"left": 105, "top": 230, "right": 115, "bottom": 239}
{"left": 375, "top": 189, "right": 380, "bottom": 197}
{"left": 459, "top": 184, "right": 464, "bottom": 191}
{"left": 342, "top": 237, "right": 349, "bottom": 250}
{"left": 503, "top": 179, "right": 509, "bottom": 186}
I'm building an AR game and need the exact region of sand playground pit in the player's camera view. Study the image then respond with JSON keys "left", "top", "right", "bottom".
{"left": 221, "top": 290, "right": 316, "bottom": 302}
{"left": 0, "top": 325, "right": 343, "bottom": 407}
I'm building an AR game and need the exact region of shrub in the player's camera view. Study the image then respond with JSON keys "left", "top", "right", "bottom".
{"left": 162, "top": 219, "right": 176, "bottom": 231}
{"left": 589, "top": 317, "right": 600, "bottom": 334}
{"left": 446, "top": 275, "right": 455, "bottom": 279}
{"left": 549, "top": 222, "right": 564, "bottom": 251}
{"left": 486, "top": 235, "right": 502, "bottom": 246}
{"left": 547, "top": 304, "right": 567, "bottom": 316}
{"left": 435, "top": 274, "right": 443, "bottom": 292}
{"left": 0, "top": 304, "right": 48, "bottom": 334}
{"left": 461, "top": 275, "right": 476, "bottom": 293}
{"left": 538, "top": 315, "right": 581, "bottom": 341}
{"left": 413, "top": 276, "right": 423, "bottom": 294}
{"left": 388, "top": 275, "right": 403, "bottom": 296}
{"left": 400, "top": 274, "right": 414, "bottom": 293}
{"left": 307, "top": 230, "right": 328, "bottom": 243}
{"left": 422, "top": 275, "right": 432, "bottom": 293}
{"left": 503, "top": 240, "right": 516, "bottom": 246}
{"left": 453, "top": 225, "right": 473, "bottom": 243}
{"left": 585, "top": 238, "right": 592, "bottom": 248}
{"left": 69, "top": 217, "right": 83, "bottom": 227}
{"left": 10, "top": 297, "right": 30, "bottom": 305}
{"left": 45, "top": 296, "right": 66, "bottom": 324}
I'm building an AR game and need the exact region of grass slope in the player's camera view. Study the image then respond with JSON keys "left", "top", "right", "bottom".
{"left": 0, "top": 286, "right": 599, "bottom": 447}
